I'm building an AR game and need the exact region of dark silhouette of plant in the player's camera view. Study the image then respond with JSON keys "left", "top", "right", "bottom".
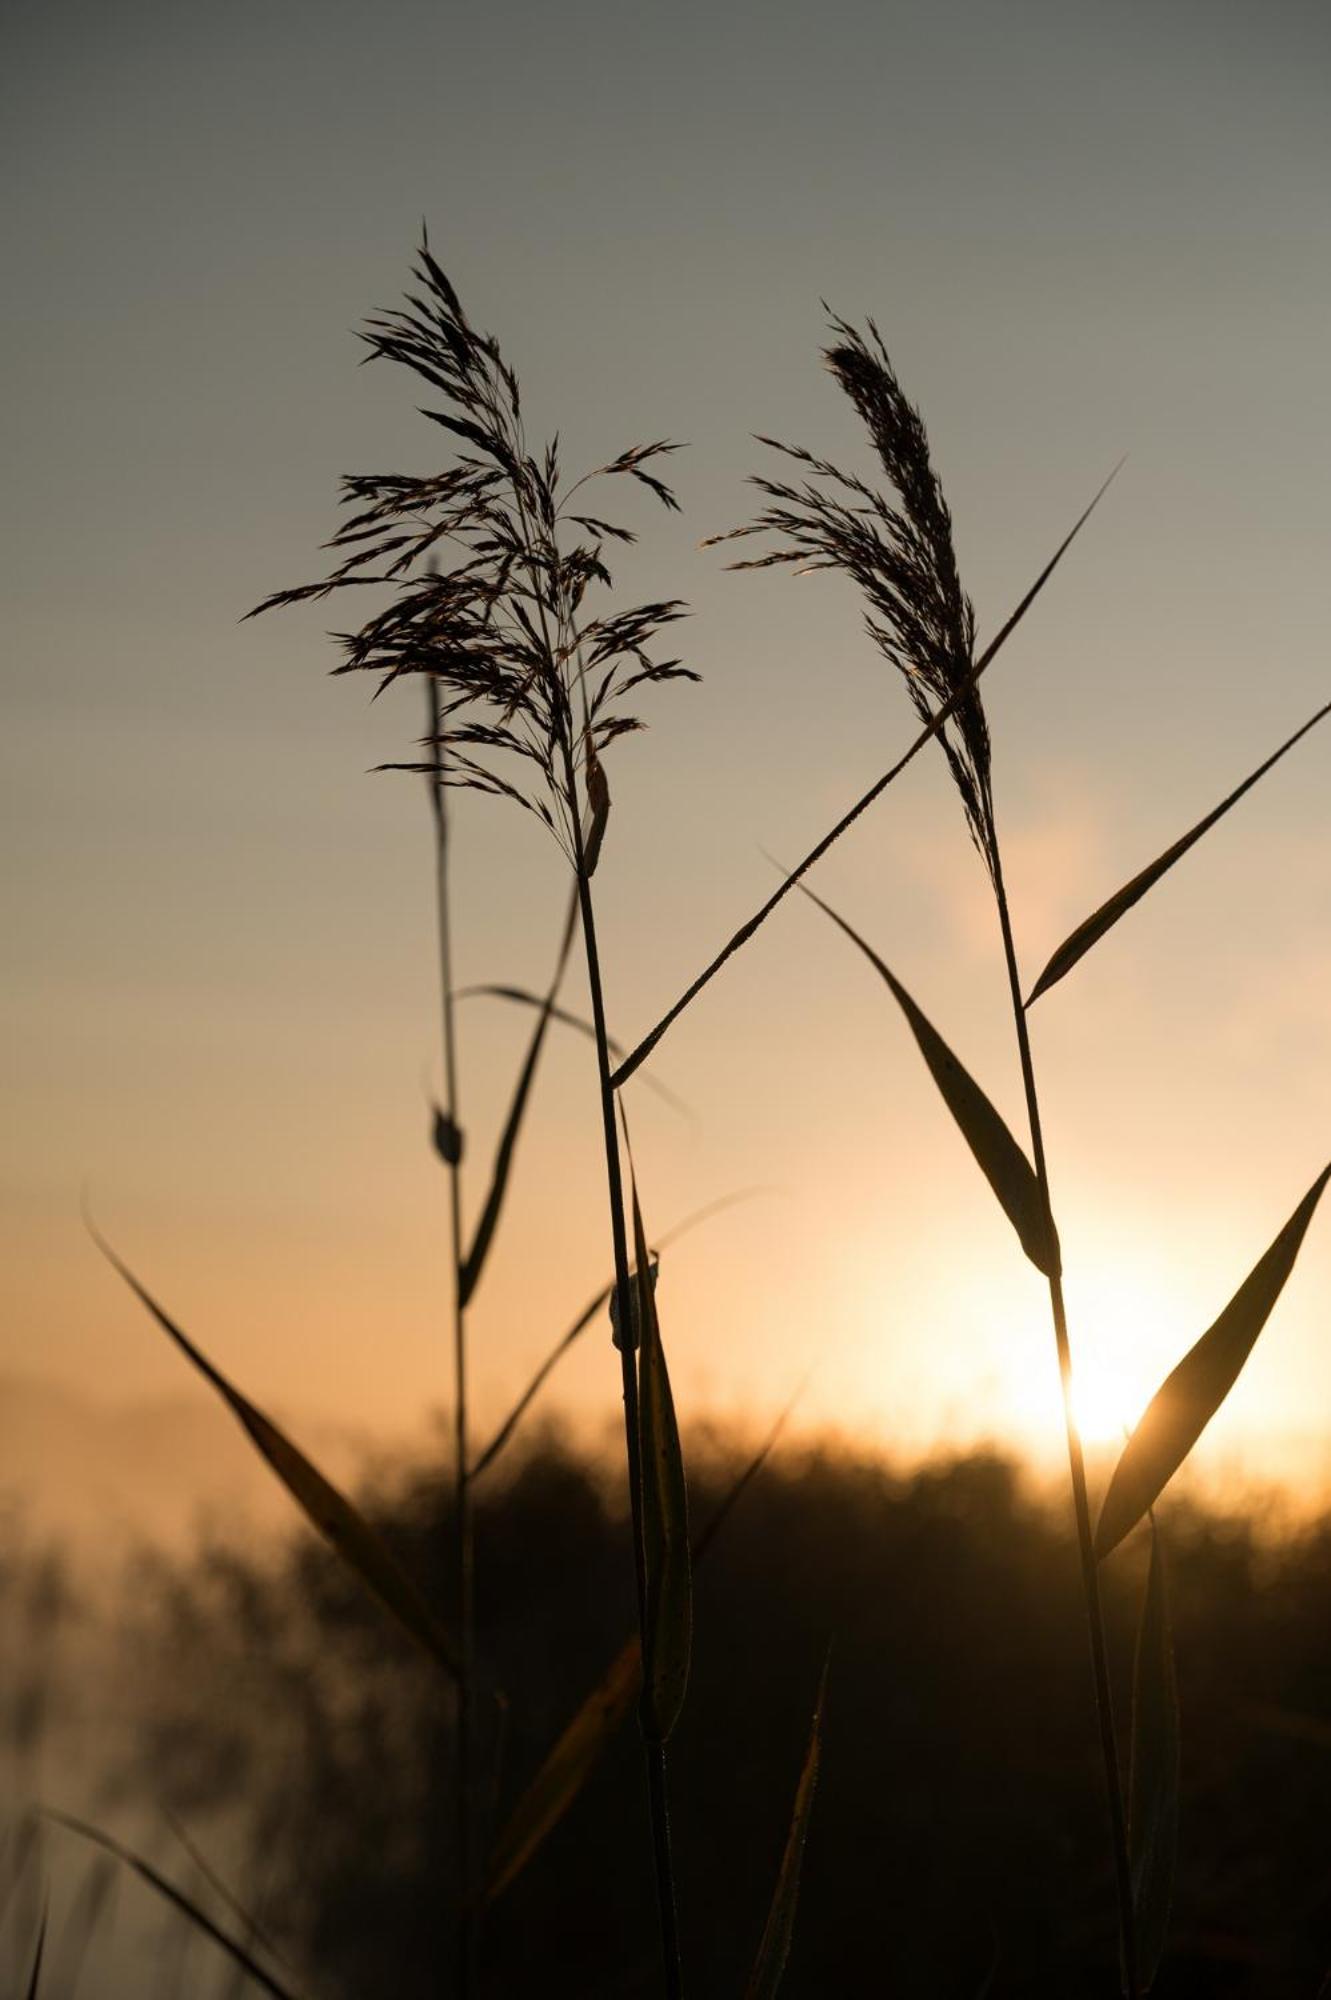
{"left": 693, "top": 311, "right": 1328, "bottom": 1995}
{"left": 114, "top": 1435, "right": 1331, "bottom": 1999}
{"left": 252, "top": 237, "right": 699, "bottom": 1996}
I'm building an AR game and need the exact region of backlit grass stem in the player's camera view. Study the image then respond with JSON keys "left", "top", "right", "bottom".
{"left": 252, "top": 243, "right": 695, "bottom": 1992}
{"left": 990, "top": 847, "right": 1140, "bottom": 1999}
{"left": 425, "top": 676, "right": 476, "bottom": 1996}
{"left": 718, "top": 315, "right": 1143, "bottom": 1990}
{"left": 560, "top": 724, "right": 686, "bottom": 2000}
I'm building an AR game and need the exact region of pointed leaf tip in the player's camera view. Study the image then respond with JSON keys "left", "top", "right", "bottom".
{"left": 1028, "top": 697, "right": 1331, "bottom": 1006}
{"left": 792, "top": 875, "right": 1059, "bottom": 1277}
{"left": 1096, "top": 1162, "right": 1331, "bottom": 1557}
{"left": 744, "top": 1652, "right": 830, "bottom": 2000}
{"left": 484, "top": 1635, "right": 642, "bottom": 1906}
{"left": 90, "top": 1231, "right": 461, "bottom": 1681}
{"left": 459, "top": 887, "right": 578, "bottom": 1307}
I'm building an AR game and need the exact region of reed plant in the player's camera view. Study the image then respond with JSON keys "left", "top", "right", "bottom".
{"left": 605, "top": 312, "right": 1328, "bottom": 1993}
{"left": 252, "top": 238, "right": 699, "bottom": 1994}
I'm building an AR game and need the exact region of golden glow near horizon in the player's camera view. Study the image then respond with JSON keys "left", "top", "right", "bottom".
{"left": 5, "top": 0, "right": 1330, "bottom": 1535}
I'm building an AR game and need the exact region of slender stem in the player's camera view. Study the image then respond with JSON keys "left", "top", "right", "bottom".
{"left": 426, "top": 681, "right": 476, "bottom": 1998}
{"left": 990, "top": 846, "right": 1140, "bottom": 2000}
{"left": 558, "top": 732, "right": 684, "bottom": 1998}
{"left": 482, "top": 360, "right": 681, "bottom": 1985}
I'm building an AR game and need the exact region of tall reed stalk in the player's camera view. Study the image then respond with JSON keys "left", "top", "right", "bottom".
{"left": 251, "top": 238, "right": 695, "bottom": 1995}
{"left": 702, "top": 318, "right": 1144, "bottom": 1984}
{"left": 424, "top": 676, "right": 476, "bottom": 1993}
{"left": 992, "top": 839, "right": 1139, "bottom": 1994}
{"left": 564, "top": 745, "right": 684, "bottom": 1994}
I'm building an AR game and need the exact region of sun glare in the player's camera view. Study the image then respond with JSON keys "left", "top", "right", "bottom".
{"left": 1060, "top": 1259, "right": 1193, "bottom": 1448}
{"left": 1065, "top": 1350, "right": 1147, "bottom": 1448}
{"left": 952, "top": 1248, "right": 1193, "bottom": 1463}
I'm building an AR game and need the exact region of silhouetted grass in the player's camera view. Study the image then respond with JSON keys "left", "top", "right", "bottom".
{"left": 34, "top": 243, "right": 1328, "bottom": 1998}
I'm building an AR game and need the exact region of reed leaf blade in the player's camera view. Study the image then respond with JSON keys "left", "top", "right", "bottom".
{"left": 792, "top": 877, "right": 1058, "bottom": 1276}
{"left": 458, "top": 888, "right": 579, "bottom": 1307}
{"left": 744, "top": 1653, "right": 830, "bottom": 2000}
{"left": 609, "top": 466, "right": 1121, "bottom": 1091}
{"left": 1027, "top": 699, "right": 1331, "bottom": 1006}
{"left": 42, "top": 1814, "right": 303, "bottom": 2000}
{"left": 1096, "top": 1163, "right": 1331, "bottom": 1557}
{"left": 163, "top": 1810, "right": 290, "bottom": 1975}
{"left": 631, "top": 1177, "right": 692, "bottom": 1743}
{"left": 483, "top": 1635, "right": 642, "bottom": 1906}
{"left": 1129, "top": 1516, "right": 1180, "bottom": 1993}
{"left": 483, "top": 1403, "right": 793, "bottom": 1902}
{"left": 468, "top": 1193, "right": 756, "bottom": 1484}
{"left": 91, "top": 1227, "right": 460, "bottom": 1680}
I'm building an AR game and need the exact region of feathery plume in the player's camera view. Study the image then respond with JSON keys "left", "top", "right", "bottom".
{"left": 251, "top": 238, "right": 695, "bottom": 861}
{"left": 710, "top": 315, "right": 994, "bottom": 875}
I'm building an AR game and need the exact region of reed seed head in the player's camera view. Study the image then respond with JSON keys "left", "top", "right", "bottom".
{"left": 711, "top": 314, "right": 997, "bottom": 876}
{"left": 250, "top": 237, "right": 697, "bottom": 860}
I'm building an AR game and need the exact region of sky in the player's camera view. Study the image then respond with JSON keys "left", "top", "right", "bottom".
{"left": 4, "top": 0, "right": 1330, "bottom": 1527}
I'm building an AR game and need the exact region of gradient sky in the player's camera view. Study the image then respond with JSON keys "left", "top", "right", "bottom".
{"left": 4, "top": 0, "right": 1330, "bottom": 1515}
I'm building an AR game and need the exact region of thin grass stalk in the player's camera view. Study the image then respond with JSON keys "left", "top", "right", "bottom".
{"left": 989, "top": 847, "right": 1139, "bottom": 1998}
{"left": 487, "top": 338, "right": 686, "bottom": 1990}
{"left": 426, "top": 676, "right": 476, "bottom": 1997}
{"left": 255, "top": 245, "right": 693, "bottom": 1988}
{"left": 559, "top": 724, "right": 684, "bottom": 1999}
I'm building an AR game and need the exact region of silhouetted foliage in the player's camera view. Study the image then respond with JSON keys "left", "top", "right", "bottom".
{"left": 117, "top": 1438, "right": 1331, "bottom": 1999}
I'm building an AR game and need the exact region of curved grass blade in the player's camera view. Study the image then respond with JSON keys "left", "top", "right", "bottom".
{"left": 744, "top": 1651, "right": 830, "bottom": 2000}
{"left": 610, "top": 464, "right": 1121, "bottom": 1088}
{"left": 468, "top": 1192, "right": 761, "bottom": 1483}
{"left": 1129, "top": 1514, "right": 1179, "bottom": 1993}
{"left": 790, "top": 875, "right": 1058, "bottom": 1277}
{"left": 456, "top": 985, "right": 689, "bottom": 1115}
{"left": 42, "top": 1814, "right": 304, "bottom": 2000}
{"left": 89, "top": 1221, "right": 460, "bottom": 1681}
{"left": 1096, "top": 1162, "right": 1331, "bottom": 1558}
{"left": 23, "top": 1902, "right": 46, "bottom": 2000}
{"left": 485, "top": 1633, "right": 641, "bottom": 1906}
{"left": 1027, "top": 698, "right": 1331, "bottom": 1006}
{"left": 484, "top": 1396, "right": 798, "bottom": 1904}
{"left": 458, "top": 887, "right": 578, "bottom": 1308}
{"left": 630, "top": 1174, "right": 692, "bottom": 1743}
{"left": 163, "top": 1810, "right": 290, "bottom": 1975}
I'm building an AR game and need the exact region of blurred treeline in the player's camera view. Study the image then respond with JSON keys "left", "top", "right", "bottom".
{"left": 5, "top": 1435, "right": 1331, "bottom": 1997}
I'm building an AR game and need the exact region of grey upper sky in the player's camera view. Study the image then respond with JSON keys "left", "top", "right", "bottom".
{"left": 4, "top": 0, "right": 1330, "bottom": 1504}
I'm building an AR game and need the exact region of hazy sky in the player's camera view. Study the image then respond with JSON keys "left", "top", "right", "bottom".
{"left": 4, "top": 0, "right": 1330, "bottom": 1514}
